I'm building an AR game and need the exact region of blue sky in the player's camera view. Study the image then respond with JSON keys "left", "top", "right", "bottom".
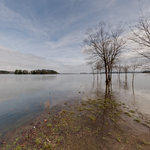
{"left": 0, "top": 0, "right": 149, "bottom": 72}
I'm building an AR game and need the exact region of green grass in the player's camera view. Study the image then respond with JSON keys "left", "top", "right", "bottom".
{"left": 1, "top": 98, "right": 150, "bottom": 150}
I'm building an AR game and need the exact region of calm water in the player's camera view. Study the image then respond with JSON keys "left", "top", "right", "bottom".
{"left": 0, "top": 73, "right": 149, "bottom": 135}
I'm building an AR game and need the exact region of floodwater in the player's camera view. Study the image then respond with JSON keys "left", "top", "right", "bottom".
{"left": 0, "top": 73, "right": 149, "bottom": 135}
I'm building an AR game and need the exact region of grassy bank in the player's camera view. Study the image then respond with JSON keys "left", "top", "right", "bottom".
{"left": 1, "top": 97, "right": 150, "bottom": 150}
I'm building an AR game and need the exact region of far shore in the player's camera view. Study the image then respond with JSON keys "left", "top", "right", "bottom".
{"left": 0, "top": 70, "right": 150, "bottom": 75}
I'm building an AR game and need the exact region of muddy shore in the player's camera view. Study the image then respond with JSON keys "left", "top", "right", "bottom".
{"left": 1, "top": 98, "right": 150, "bottom": 150}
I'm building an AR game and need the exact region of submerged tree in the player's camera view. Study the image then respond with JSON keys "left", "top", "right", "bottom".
{"left": 84, "top": 22, "right": 126, "bottom": 87}
{"left": 130, "top": 63, "right": 142, "bottom": 86}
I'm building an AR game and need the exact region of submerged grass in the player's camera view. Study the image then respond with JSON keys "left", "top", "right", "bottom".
{"left": 1, "top": 98, "right": 150, "bottom": 150}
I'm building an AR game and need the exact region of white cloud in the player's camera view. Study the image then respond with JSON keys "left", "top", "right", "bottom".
{"left": 0, "top": 3, "right": 35, "bottom": 32}
{"left": 45, "top": 30, "right": 84, "bottom": 50}
{"left": 0, "top": 45, "right": 89, "bottom": 73}
{"left": 0, "top": 0, "right": 148, "bottom": 73}
{"left": 0, "top": 46, "right": 58, "bottom": 71}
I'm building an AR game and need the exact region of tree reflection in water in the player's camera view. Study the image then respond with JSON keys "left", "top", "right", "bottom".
{"left": 2, "top": 74, "right": 150, "bottom": 150}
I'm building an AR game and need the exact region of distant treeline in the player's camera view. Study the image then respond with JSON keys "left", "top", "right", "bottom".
{"left": 0, "top": 70, "right": 13, "bottom": 74}
{"left": 14, "top": 69, "right": 58, "bottom": 74}
{"left": 143, "top": 70, "right": 150, "bottom": 73}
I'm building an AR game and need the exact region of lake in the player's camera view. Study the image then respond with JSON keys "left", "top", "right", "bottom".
{"left": 0, "top": 73, "right": 149, "bottom": 136}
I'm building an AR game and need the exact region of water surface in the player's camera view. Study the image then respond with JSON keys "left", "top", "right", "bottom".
{"left": 0, "top": 73, "right": 149, "bottom": 135}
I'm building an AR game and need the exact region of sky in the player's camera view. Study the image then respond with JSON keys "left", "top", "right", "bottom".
{"left": 0, "top": 0, "right": 150, "bottom": 73}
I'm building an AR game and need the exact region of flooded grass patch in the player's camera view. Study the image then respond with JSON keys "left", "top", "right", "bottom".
{"left": 1, "top": 98, "right": 150, "bottom": 150}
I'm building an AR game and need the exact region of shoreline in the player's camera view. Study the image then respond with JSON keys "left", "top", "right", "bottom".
{"left": 1, "top": 97, "right": 150, "bottom": 150}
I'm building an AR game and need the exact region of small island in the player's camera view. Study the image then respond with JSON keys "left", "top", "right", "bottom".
{"left": 15, "top": 69, "right": 58, "bottom": 74}
{"left": 0, "top": 70, "right": 13, "bottom": 74}
{"left": 143, "top": 70, "right": 150, "bottom": 73}
{"left": 0, "top": 69, "right": 58, "bottom": 74}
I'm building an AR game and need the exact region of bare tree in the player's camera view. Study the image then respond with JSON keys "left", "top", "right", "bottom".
{"left": 84, "top": 22, "right": 126, "bottom": 86}
{"left": 122, "top": 65, "right": 130, "bottom": 90}
{"left": 122, "top": 65, "right": 130, "bottom": 73}
{"left": 130, "top": 63, "right": 142, "bottom": 72}
{"left": 130, "top": 17, "right": 150, "bottom": 60}
{"left": 130, "top": 63, "right": 142, "bottom": 85}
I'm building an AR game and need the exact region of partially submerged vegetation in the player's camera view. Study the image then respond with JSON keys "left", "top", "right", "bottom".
{"left": 2, "top": 96, "right": 150, "bottom": 150}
